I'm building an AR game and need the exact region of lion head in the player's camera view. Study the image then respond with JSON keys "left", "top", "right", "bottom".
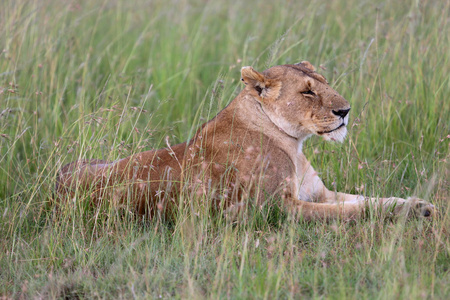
{"left": 241, "top": 61, "right": 350, "bottom": 143}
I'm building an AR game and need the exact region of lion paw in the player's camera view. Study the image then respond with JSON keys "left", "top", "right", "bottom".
{"left": 406, "top": 197, "right": 436, "bottom": 217}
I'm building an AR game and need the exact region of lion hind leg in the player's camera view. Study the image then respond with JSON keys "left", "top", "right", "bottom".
{"left": 55, "top": 159, "right": 113, "bottom": 199}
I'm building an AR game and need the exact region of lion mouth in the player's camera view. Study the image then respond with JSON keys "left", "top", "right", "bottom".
{"left": 317, "top": 123, "right": 345, "bottom": 135}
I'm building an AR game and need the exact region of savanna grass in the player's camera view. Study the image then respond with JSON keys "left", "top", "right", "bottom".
{"left": 1, "top": 0, "right": 449, "bottom": 298}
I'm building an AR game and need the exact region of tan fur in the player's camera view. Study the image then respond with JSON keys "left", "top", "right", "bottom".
{"left": 56, "top": 62, "right": 435, "bottom": 220}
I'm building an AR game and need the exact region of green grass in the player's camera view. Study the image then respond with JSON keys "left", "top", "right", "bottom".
{"left": 1, "top": 0, "right": 449, "bottom": 298}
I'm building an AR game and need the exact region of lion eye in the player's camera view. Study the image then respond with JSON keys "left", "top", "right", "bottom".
{"left": 301, "top": 90, "right": 316, "bottom": 97}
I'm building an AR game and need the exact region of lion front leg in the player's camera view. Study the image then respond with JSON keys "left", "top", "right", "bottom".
{"left": 370, "top": 196, "right": 435, "bottom": 217}
{"left": 286, "top": 198, "right": 364, "bottom": 221}
{"left": 291, "top": 194, "right": 435, "bottom": 221}
{"left": 296, "top": 170, "right": 435, "bottom": 219}
{"left": 329, "top": 191, "right": 436, "bottom": 218}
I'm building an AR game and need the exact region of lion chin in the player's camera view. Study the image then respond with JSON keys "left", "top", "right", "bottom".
{"left": 320, "top": 126, "right": 348, "bottom": 143}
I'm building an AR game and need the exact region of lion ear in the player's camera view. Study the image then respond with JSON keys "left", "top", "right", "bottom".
{"left": 295, "top": 61, "right": 316, "bottom": 72}
{"left": 241, "top": 66, "right": 265, "bottom": 86}
{"left": 241, "top": 66, "right": 281, "bottom": 100}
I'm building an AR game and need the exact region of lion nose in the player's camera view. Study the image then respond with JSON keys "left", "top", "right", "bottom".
{"left": 332, "top": 108, "right": 350, "bottom": 118}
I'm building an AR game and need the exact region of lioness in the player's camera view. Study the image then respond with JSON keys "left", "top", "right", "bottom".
{"left": 56, "top": 62, "right": 435, "bottom": 220}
